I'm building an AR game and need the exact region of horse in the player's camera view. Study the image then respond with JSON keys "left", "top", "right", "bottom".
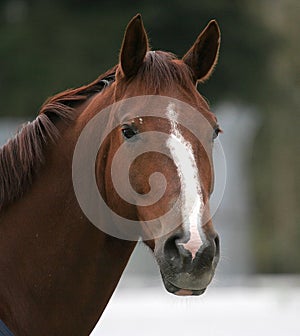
{"left": 0, "top": 14, "right": 221, "bottom": 335}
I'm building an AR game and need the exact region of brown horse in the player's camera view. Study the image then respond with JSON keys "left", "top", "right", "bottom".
{"left": 0, "top": 14, "right": 221, "bottom": 336}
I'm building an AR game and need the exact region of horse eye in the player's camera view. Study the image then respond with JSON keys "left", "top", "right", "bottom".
{"left": 213, "top": 126, "right": 221, "bottom": 140}
{"left": 122, "top": 125, "right": 137, "bottom": 139}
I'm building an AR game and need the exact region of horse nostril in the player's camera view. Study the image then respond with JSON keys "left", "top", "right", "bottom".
{"left": 163, "top": 233, "right": 220, "bottom": 268}
{"left": 201, "top": 245, "right": 214, "bottom": 264}
{"left": 164, "top": 235, "right": 181, "bottom": 262}
{"left": 213, "top": 234, "right": 220, "bottom": 266}
{"left": 214, "top": 235, "right": 220, "bottom": 255}
{"left": 192, "top": 239, "right": 217, "bottom": 269}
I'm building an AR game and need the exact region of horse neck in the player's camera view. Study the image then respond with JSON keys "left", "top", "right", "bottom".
{"left": 0, "top": 99, "right": 136, "bottom": 335}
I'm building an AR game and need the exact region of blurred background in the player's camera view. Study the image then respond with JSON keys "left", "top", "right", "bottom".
{"left": 0, "top": 0, "right": 299, "bottom": 335}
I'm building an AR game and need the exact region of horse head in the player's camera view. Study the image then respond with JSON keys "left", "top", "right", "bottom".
{"left": 86, "top": 14, "right": 221, "bottom": 295}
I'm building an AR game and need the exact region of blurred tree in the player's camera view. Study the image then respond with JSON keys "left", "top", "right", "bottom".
{"left": 0, "top": 0, "right": 275, "bottom": 117}
{"left": 251, "top": 0, "right": 300, "bottom": 273}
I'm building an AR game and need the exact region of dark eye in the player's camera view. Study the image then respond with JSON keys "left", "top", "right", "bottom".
{"left": 122, "top": 125, "right": 137, "bottom": 139}
{"left": 213, "top": 126, "right": 221, "bottom": 140}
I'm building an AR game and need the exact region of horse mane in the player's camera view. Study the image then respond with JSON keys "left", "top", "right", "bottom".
{"left": 0, "top": 66, "right": 116, "bottom": 211}
{"left": 0, "top": 51, "right": 193, "bottom": 211}
{"left": 135, "top": 51, "right": 194, "bottom": 93}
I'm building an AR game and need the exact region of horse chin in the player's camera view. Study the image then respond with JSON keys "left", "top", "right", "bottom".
{"left": 162, "top": 277, "right": 207, "bottom": 296}
{"left": 160, "top": 273, "right": 212, "bottom": 296}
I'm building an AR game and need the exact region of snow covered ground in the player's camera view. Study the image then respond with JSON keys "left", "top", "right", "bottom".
{"left": 91, "top": 276, "right": 300, "bottom": 336}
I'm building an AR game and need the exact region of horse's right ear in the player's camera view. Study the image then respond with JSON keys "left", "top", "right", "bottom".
{"left": 119, "top": 14, "right": 149, "bottom": 78}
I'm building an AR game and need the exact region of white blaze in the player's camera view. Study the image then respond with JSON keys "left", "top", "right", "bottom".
{"left": 166, "top": 103, "right": 204, "bottom": 260}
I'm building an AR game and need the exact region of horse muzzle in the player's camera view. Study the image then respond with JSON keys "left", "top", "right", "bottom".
{"left": 155, "top": 231, "right": 220, "bottom": 296}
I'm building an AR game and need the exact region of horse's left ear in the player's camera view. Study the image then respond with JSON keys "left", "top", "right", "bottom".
{"left": 119, "top": 14, "right": 149, "bottom": 78}
{"left": 183, "top": 20, "right": 221, "bottom": 83}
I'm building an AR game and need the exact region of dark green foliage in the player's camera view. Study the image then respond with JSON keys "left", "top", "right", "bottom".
{"left": 0, "top": 0, "right": 275, "bottom": 116}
